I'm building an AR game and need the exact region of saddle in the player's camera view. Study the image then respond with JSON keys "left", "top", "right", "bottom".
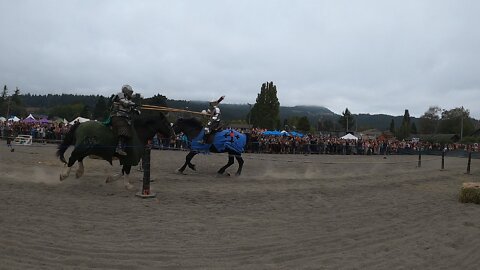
{"left": 204, "top": 130, "right": 218, "bottom": 144}
{"left": 203, "top": 123, "right": 224, "bottom": 144}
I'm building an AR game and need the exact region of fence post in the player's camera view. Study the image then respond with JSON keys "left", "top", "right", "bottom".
{"left": 136, "top": 141, "right": 156, "bottom": 199}
{"left": 441, "top": 150, "right": 445, "bottom": 170}
{"left": 466, "top": 151, "right": 472, "bottom": 175}
{"left": 417, "top": 150, "right": 421, "bottom": 167}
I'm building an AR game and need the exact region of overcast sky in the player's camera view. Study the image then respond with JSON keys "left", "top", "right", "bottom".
{"left": 1, "top": 0, "right": 479, "bottom": 118}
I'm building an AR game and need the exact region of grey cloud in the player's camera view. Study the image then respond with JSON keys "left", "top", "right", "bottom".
{"left": 0, "top": 0, "right": 479, "bottom": 118}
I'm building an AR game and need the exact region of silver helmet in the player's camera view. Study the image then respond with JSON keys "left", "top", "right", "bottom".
{"left": 121, "top": 84, "right": 133, "bottom": 98}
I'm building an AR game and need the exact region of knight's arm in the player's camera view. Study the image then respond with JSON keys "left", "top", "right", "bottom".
{"left": 119, "top": 97, "right": 135, "bottom": 107}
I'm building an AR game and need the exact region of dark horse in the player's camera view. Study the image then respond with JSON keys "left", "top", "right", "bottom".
{"left": 173, "top": 117, "right": 247, "bottom": 176}
{"left": 57, "top": 113, "right": 172, "bottom": 188}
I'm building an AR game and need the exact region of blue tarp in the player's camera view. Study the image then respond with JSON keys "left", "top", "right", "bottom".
{"left": 190, "top": 129, "right": 247, "bottom": 154}
{"left": 262, "top": 130, "right": 304, "bottom": 137}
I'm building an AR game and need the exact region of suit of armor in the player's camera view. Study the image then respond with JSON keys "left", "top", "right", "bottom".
{"left": 202, "top": 96, "right": 224, "bottom": 143}
{"left": 110, "top": 85, "right": 140, "bottom": 155}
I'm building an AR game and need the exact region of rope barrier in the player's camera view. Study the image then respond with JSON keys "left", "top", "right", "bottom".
{"left": 0, "top": 138, "right": 477, "bottom": 168}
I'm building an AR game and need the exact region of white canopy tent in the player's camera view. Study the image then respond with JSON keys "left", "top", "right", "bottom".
{"left": 340, "top": 133, "right": 358, "bottom": 140}
{"left": 0, "top": 117, "right": 6, "bottom": 122}
{"left": 69, "top": 117, "right": 90, "bottom": 125}
{"left": 25, "top": 113, "right": 36, "bottom": 120}
{"left": 8, "top": 116, "right": 20, "bottom": 122}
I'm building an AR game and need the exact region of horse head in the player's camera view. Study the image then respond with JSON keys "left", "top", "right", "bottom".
{"left": 134, "top": 112, "right": 174, "bottom": 143}
{"left": 172, "top": 117, "right": 203, "bottom": 140}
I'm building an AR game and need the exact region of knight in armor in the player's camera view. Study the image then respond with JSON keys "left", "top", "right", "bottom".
{"left": 110, "top": 85, "right": 141, "bottom": 156}
{"left": 202, "top": 96, "right": 224, "bottom": 143}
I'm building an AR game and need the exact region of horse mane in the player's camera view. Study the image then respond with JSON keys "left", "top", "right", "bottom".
{"left": 180, "top": 117, "right": 204, "bottom": 129}
{"left": 132, "top": 111, "right": 170, "bottom": 127}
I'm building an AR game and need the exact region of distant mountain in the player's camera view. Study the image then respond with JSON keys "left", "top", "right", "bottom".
{"left": 354, "top": 113, "right": 419, "bottom": 131}
{"left": 19, "top": 94, "right": 424, "bottom": 131}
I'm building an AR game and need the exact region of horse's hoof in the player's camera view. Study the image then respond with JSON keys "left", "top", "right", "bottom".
{"left": 176, "top": 169, "right": 186, "bottom": 175}
{"left": 59, "top": 175, "right": 66, "bottom": 181}
{"left": 105, "top": 176, "right": 112, "bottom": 183}
{"left": 125, "top": 183, "right": 134, "bottom": 190}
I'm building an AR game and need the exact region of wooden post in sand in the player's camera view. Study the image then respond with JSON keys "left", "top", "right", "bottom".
{"left": 466, "top": 151, "right": 472, "bottom": 175}
{"left": 136, "top": 141, "right": 156, "bottom": 199}
{"left": 417, "top": 151, "right": 421, "bottom": 168}
{"left": 441, "top": 150, "right": 445, "bottom": 170}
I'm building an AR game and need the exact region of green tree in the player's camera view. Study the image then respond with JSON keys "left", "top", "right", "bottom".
{"left": 438, "top": 107, "right": 474, "bottom": 137}
{"left": 418, "top": 106, "right": 441, "bottom": 134}
{"left": 80, "top": 105, "right": 91, "bottom": 118}
{"left": 397, "top": 109, "right": 411, "bottom": 140}
{"left": 249, "top": 81, "right": 280, "bottom": 129}
{"left": 11, "top": 87, "right": 22, "bottom": 105}
{"left": 389, "top": 119, "right": 395, "bottom": 133}
{"left": 338, "top": 108, "right": 355, "bottom": 132}
{"left": 144, "top": 93, "right": 167, "bottom": 106}
{"left": 1, "top": 85, "right": 7, "bottom": 101}
{"left": 48, "top": 104, "right": 85, "bottom": 120}
{"left": 318, "top": 118, "right": 334, "bottom": 131}
{"left": 411, "top": 122, "right": 418, "bottom": 134}
{"left": 297, "top": 116, "right": 311, "bottom": 132}
{"left": 92, "top": 96, "right": 108, "bottom": 120}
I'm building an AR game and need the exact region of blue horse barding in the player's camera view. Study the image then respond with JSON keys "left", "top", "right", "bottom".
{"left": 173, "top": 117, "right": 247, "bottom": 176}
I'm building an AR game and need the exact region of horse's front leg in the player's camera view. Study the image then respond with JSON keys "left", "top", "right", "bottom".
{"left": 122, "top": 165, "right": 134, "bottom": 190}
{"left": 75, "top": 159, "right": 85, "bottom": 178}
{"left": 60, "top": 165, "right": 73, "bottom": 181}
{"left": 60, "top": 154, "right": 77, "bottom": 181}
{"left": 178, "top": 151, "right": 197, "bottom": 174}
{"left": 217, "top": 154, "right": 235, "bottom": 176}
{"left": 235, "top": 155, "right": 244, "bottom": 176}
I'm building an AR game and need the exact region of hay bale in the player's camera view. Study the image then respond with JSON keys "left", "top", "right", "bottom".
{"left": 459, "top": 182, "right": 480, "bottom": 204}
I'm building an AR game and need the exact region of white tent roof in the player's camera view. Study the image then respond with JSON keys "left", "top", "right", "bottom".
{"left": 8, "top": 116, "right": 20, "bottom": 122}
{"left": 0, "top": 117, "right": 6, "bottom": 122}
{"left": 25, "top": 113, "right": 36, "bottom": 120}
{"left": 340, "top": 133, "right": 358, "bottom": 140}
{"left": 69, "top": 117, "right": 90, "bottom": 125}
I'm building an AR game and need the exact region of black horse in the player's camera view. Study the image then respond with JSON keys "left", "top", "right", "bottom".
{"left": 57, "top": 113, "right": 172, "bottom": 188}
{"left": 173, "top": 117, "right": 247, "bottom": 176}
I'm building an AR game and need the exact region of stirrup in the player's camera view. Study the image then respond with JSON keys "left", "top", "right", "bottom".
{"left": 116, "top": 148, "right": 127, "bottom": 156}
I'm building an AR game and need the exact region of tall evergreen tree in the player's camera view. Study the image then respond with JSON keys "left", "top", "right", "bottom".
{"left": 1, "top": 85, "right": 7, "bottom": 101}
{"left": 411, "top": 122, "right": 418, "bottom": 134}
{"left": 93, "top": 96, "right": 108, "bottom": 120}
{"left": 11, "top": 87, "right": 22, "bottom": 105}
{"left": 338, "top": 108, "right": 355, "bottom": 132}
{"left": 249, "top": 81, "right": 280, "bottom": 129}
{"left": 80, "top": 105, "right": 91, "bottom": 119}
{"left": 397, "top": 109, "right": 411, "bottom": 139}
{"left": 389, "top": 119, "right": 395, "bottom": 133}
{"left": 297, "top": 116, "right": 311, "bottom": 132}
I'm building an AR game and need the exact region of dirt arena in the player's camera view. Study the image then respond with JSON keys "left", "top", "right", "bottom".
{"left": 1, "top": 143, "right": 480, "bottom": 269}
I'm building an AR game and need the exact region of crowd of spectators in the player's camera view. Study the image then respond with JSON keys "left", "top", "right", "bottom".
{"left": 246, "top": 128, "right": 479, "bottom": 155}
{"left": 0, "top": 120, "right": 70, "bottom": 142}
{"left": 162, "top": 127, "right": 479, "bottom": 155}
{"left": 2, "top": 119, "right": 478, "bottom": 155}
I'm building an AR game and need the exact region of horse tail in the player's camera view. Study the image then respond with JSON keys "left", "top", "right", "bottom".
{"left": 56, "top": 122, "right": 80, "bottom": 164}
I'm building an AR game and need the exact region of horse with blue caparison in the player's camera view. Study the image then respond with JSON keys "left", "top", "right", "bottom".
{"left": 57, "top": 112, "right": 172, "bottom": 189}
{"left": 172, "top": 117, "right": 247, "bottom": 176}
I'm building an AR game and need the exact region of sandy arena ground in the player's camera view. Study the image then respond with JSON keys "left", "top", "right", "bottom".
{"left": 1, "top": 142, "right": 480, "bottom": 269}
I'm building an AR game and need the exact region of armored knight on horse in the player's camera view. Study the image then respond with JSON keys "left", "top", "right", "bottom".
{"left": 202, "top": 95, "right": 225, "bottom": 144}
{"left": 110, "top": 85, "right": 141, "bottom": 156}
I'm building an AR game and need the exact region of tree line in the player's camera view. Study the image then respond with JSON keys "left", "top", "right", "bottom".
{"left": 1, "top": 84, "right": 478, "bottom": 142}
